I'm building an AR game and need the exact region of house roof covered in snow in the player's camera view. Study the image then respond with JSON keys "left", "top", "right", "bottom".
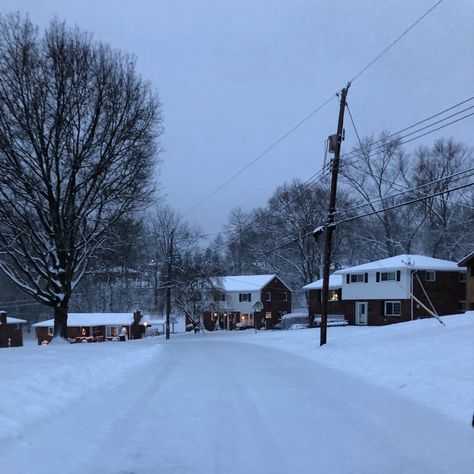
{"left": 213, "top": 274, "right": 288, "bottom": 292}
{"left": 458, "top": 251, "right": 474, "bottom": 267}
{"left": 32, "top": 313, "right": 149, "bottom": 328}
{"left": 303, "top": 275, "right": 343, "bottom": 290}
{"left": 6, "top": 316, "right": 27, "bottom": 324}
{"left": 335, "top": 254, "right": 466, "bottom": 274}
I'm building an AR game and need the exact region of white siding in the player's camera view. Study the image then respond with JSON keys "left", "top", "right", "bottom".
{"left": 341, "top": 270, "right": 411, "bottom": 300}
{"left": 222, "top": 291, "right": 261, "bottom": 313}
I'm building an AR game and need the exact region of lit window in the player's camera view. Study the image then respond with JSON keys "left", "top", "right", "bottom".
{"left": 47, "top": 327, "right": 54, "bottom": 336}
{"left": 329, "top": 290, "right": 339, "bottom": 301}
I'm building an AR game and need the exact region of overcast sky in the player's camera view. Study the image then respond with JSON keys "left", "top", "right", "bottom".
{"left": 2, "top": 0, "right": 473, "bottom": 234}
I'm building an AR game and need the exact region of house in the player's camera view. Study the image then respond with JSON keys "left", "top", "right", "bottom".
{"left": 202, "top": 274, "right": 291, "bottom": 331}
{"left": 458, "top": 251, "right": 474, "bottom": 310}
{"left": 335, "top": 254, "right": 466, "bottom": 325}
{"left": 0, "top": 311, "right": 26, "bottom": 348}
{"left": 303, "top": 254, "right": 466, "bottom": 327}
{"left": 32, "top": 310, "right": 151, "bottom": 344}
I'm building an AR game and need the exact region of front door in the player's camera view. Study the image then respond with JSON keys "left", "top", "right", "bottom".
{"left": 355, "top": 302, "right": 368, "bottom": 325}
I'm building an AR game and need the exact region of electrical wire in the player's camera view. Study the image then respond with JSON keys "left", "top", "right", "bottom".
{"left": 349, "top": 0, "right": 444, "bottom": 83}
{"left": 184, "top": 0, "right": 444, "bottom": 218}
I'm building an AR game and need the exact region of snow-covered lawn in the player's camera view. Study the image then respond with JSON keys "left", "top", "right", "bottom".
{"left": 0, "top": 337, "right": 162, "bottom": 441}
{"left": 0, "top": 314, "right": 473, "bottom": 473}
{"left": 233, "top": 312, "right": 474, "bottom": 425}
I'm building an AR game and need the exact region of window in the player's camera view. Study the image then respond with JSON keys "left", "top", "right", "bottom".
{"left": 265, "top": 312, "right": 272, "bottom": 319}
{"left": 283, "top": 291, "right": 288, "bottom": 302}
{"left": 385, "top": 301, "right": 401, "bottom": 316}
{"left": 249, "top": 313, "right": 254, "bottom": 325}
{"left": 381, "top": 271, "right": 396, "bottom": 281}
{"left": 350, "top": 274, "right": 365, "bottom": 283}
{"left": 459, "top": 272, "right": 467, "bottom": 282}
{"left": 266, "top": 291, "right": 271, "bottom": 302}
{"left": 106, "top": 326, "right": 121, "bottom": 338}
{"left": 241, "top": 313, "right": 249, "bottom": 325}
{"left": 239, "top": 293, "right": 251, "bottom": 302}
{"left": 329, "top": 290, "right": 339, "bottom": 302}
{"left": 213, "top": 293, "right": 225, "bottom": 302}
{"left": 47, "top": 327, "right": 54, "bottom": 336}
{"left": 425, "top": 271, "right": 436, "bottom": 282}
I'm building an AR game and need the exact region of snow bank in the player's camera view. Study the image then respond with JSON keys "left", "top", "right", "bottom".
{"left": 236, "top": 314, "right": 474, "bottom": 425}
{"left": 0, "top": 338, "right": 162, "bottom": 441}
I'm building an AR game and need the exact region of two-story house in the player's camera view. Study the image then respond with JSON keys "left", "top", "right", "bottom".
{"left": 202, "top": 274, "right": 291, "bottom": 330}
{"left": 335, "top": 254, "right": 466, "bottom": 325}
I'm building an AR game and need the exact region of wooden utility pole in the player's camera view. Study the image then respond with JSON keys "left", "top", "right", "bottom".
{"left": 320, "top": 83, "right": 350, "bottom": 346}
{"left": 165, "top": 231, "right": 174, "bottom": 340}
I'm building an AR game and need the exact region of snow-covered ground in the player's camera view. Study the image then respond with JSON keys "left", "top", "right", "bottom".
{"left": 238, "top": 312, "right": 474, "bottom": 425}
{"left": 0, "top": 314, "right": 473, "bottom": 473}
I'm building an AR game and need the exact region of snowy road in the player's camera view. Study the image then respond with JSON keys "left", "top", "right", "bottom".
{"left": 2, "top": 334, "right": 473, "bottom": 474}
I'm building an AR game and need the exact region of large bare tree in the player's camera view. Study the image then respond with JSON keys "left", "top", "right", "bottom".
{"left": 0, "top": 15, "right": 161, "bottom": 338}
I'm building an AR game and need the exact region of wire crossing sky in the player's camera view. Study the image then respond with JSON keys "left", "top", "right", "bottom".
{"left": 1, "top": 0, "right": 472, "bottom": 234}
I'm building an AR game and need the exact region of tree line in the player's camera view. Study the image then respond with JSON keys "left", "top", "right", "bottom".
{"left": 0, "top": 15, "right": 472, "bottom": 334}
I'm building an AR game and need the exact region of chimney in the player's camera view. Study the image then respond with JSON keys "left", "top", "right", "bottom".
{"left": 133, "top": 309, "right": 142, "bottom": 323}
{"left": 0, "top": 311, "right": 7, "bottom": 325}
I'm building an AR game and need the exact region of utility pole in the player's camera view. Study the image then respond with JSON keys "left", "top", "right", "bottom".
{"left": 320, "top": 83, "right": 350, "bottom": 346}
{"left": 165, "top": 231, "right": 174, "bottom": 340}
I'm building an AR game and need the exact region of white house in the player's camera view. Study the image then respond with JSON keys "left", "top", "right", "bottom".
{"left": 202, "top": 274, "right": 292, "bottom": 330}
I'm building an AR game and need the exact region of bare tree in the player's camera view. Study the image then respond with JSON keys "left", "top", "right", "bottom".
{"left": 412, "top": 139, "right": 474, "bottom": 259}
{"left": 0, "top": 15, "right": 161, "bottom": 338}
{"left": 341, "top": 133, "right": 425, "bottom": 257}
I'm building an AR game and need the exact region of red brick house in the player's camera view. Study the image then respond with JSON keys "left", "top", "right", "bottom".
{"left": 458, "top": 251, "right": 474, "bottom": 310}
{"left": 0, "top": 311, "right": 26, "bottom": 348}
{"left": 32, "top": 310, "right": 150, "bottom": 344}
{"left": 202, "top": 274, "right": 292, "bottom": 331}
{"left": 304, "top": 255, "right": 466, "bottom": 326}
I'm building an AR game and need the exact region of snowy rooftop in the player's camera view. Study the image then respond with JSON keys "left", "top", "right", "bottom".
{"left": 335, "top": 254, "right": 466, "bottom": 274}
{"left": 213, "top": 274, "right": 278, "bottom": 292}
{"left": 6, "top": 317, "right": 27, "bottom": 324}
{"left": 33, "top": 313, "right": 150, "bottom": 328}
{"left": 303, "top": 275, "right": 343, "bottom": 290}
{"left": 458, "top": 250, "right": 474, "bottom": 267}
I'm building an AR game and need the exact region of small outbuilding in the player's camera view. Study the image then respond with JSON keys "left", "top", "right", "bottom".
{"left": 0, "top": 311, "right": 26, "bottom": 348}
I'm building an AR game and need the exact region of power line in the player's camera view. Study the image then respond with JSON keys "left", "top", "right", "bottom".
{"left": 200, "top": 98, "right": 474, "bottom": 245}
{"left": 256, "top": 179, "right": 474, "bottom": 259}
{"left": 183, "top": 94, "right": 337, "bottom": 217}
{"left": 349, "top": 0, "right": 444, "bottom": 83}
{"left": 184, "top": 1, "right": 444, "bottom": 218}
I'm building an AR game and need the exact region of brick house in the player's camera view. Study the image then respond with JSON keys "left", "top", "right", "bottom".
{"left": 202, "top": 274, "right": 292, "bottom": 331}
{"left": 32, "top": 310, "right": 150, "bottom": 344}
{"left": 458, "top": 251, "right": 474, "bottom": 310}
{"left": 303, "top": 255, "right": 466, "bottom": 326}
{"left": 0, "top": 311, "right": 26, "bottom": 348}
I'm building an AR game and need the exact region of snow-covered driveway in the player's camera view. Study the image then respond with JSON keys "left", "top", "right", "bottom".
{"left": 1, "top": 334, "right": 473, "bottom": 474}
